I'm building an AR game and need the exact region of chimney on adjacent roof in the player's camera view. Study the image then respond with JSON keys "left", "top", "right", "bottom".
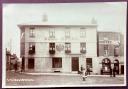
{"left": 91, "top": 17, "right": 97, "bottom": 24}
{"left": 42, "top": 13, "right": 48, "bottom": 22}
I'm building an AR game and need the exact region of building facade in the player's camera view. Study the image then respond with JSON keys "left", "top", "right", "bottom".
{"left": 19, "top": 21, "right": 124, "bottom": 74}
{"left": 19, "top": 21, "right": 99, "bottom": 73}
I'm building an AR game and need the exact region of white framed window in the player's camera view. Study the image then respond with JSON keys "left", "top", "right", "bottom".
{"left": 29, "top": 27, "right": 35, "bottom": 37}
{"left": 80, "top": 42, "right": 86, "bottom": 53}
{"left": 49, "top": 29, "right": 55, "bottom": 38}
{"left": 65, "top": 42, "right": 71, "bottom": 53}
{"left": 80, "top": 29, "right": 86, "bottom": 38}
{"left": 65, "top": 30, "right": 70, "bottom": 38}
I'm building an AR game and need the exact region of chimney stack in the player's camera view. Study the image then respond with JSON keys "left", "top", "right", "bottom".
{"left": 91, "top": 17, "right": 97, "bottom": 24}
{"left": 42, "top": 13, "right": 48, "bottom": 22}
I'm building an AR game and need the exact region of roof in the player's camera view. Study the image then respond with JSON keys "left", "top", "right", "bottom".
{"left": 18, "top": 20, "right": 98, "bottom": 28}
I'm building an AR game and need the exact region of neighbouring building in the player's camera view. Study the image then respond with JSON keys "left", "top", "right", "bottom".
{"left": 97, "top": 32, "right": 124, "bottom": 75}
{"left": 18, "top": 17, "right": 124, "bottom": 74}
{"left": 6, "top": 48, "right": 20, "bottom": 71}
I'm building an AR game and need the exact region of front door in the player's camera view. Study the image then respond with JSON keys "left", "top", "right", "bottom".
{"left": 28, "top": 58, "right": 34, "bottom": 69}
{"left": 72, "top": 57, "right": 79, "bottom": 71}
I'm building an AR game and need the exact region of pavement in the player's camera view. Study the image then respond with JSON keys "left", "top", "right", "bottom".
{"left": 24, "top": 72, "right": 124, "bottom": 77}
{"left": 5, "top": 71, "right": 125, "bottom": 87}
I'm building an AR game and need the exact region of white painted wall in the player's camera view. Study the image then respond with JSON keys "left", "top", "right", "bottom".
{"left": 23, "top": 25, "right": 98, "bottom": 72}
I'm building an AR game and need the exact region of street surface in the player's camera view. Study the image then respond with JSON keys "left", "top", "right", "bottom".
{"left": 6, "top": 71, "right": 125, "bottom": 86}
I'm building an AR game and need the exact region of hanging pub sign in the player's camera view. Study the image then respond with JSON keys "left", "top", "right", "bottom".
{"left": 114, "top": 46, "right": 120, "bottom": 57}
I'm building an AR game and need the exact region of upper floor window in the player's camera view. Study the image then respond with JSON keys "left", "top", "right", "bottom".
{"left": 80, "top": 29, "right": 86, "bottom": 38}
{"left": 29, "top": 27, "right": 35, "bottom": 37}
{"left": 80, "top": 43, "right": 86, "bottom": 53}
{"left": 49, "top": 43, "right": 55, "bottom": 54}
{"left": 104, "top": 45, "right": 109, "bottom": 50}
{"left": 65, "top": 42, "right": 71, "bottom": 53}
{"left": 29, "top": 42, "right": 35, "bottom": 55}
{"left": 65, "top": 30, "right": 70, "bottom": 38}
{"left": 49, "top": 29, "right": 55, "bottom": 38}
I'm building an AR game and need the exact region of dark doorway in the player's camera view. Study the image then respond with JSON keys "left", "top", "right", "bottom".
{"left": 28, "top": 58, "right": 34, "bottom": 69}
{"left": 101, "top": 58, "right": 111, "bottom": 75}
{"left": 114, "top": 59, "right": 119, "bottom": 74}
{"left": 52, "top": 57, "right": 62, "bottom": 68}
{"left": 72, "top": 57, "right": 79, "bottom": 71}
{"left": 121, "top": 65, "right": 124, "bottom": 74}
{"left": 22, "top": 57, "right": 25, "bottom": 71}
{"left": 86, "top": 58, "right": 92, "bottom": 72}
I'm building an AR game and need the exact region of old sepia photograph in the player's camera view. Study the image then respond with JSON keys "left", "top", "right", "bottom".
{"left": 2, "top": 2, "right": 127, "bottom": 88}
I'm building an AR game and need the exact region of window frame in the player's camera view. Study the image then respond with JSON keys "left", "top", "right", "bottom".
{"left": 80, "top": 29, "right": 86, "bottom": 38}
{"left": 29, "top": 42, "right": 35, "bottom": 54}
{"left": 65, "top": 42, "right": 71, "bottom": 53}
{"left": 49, "top": 29, "right": 55, "bottom": 38}
{"left": 80, "top": 42, "right": 86, "bottom": 53}
{"left": 65, "top": 30, "right": 70, "bottom": 38}
{"left": 29, "top": 27, "right": 35, "bottom": 37}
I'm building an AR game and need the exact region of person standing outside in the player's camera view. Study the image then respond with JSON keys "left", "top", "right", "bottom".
{"left": 110, "top": 66, "right": 112, "bottom": 77}
{"left": 87, "top": 65, "right": 90, "bottom": 75}
{"left": 80, "top": 65, "right": 84, "bottom": 75}
{"left": 82, "top": 68, "right": 87, "bottom": 81}
{"left": 113, "top": 66, "right": 116, "bottom": 77}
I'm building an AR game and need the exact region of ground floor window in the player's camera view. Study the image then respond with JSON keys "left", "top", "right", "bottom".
{"left": 52, "top": 57, "right": 62, "bottom": 68}
{"left": 28, "top": 58, "right": 34, "bottom": 69}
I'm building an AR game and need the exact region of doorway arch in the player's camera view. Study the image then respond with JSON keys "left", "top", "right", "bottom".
{"left": 113, "top": 59, "right": 119, "bottom": 74}
{"left": 101, "top": 58, "right": 111, "bottom": 75}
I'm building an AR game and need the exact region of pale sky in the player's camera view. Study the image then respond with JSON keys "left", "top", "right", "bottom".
{"left": 3, "top": 2, "right": 127, "bottom": 58}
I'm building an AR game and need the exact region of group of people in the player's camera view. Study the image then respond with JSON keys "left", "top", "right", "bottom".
{"left": 80, "top": 65, "right": 91, "bottom": 81}
{"left": 14, "top": 61, "right": 25, "bottom": 73}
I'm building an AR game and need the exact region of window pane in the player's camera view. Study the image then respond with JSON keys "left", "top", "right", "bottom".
{"left": 29, "top": 27, "right": 35, "bottom": 37}
{"left": 49, "top": 29, "right": 55, "bottom": 38}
